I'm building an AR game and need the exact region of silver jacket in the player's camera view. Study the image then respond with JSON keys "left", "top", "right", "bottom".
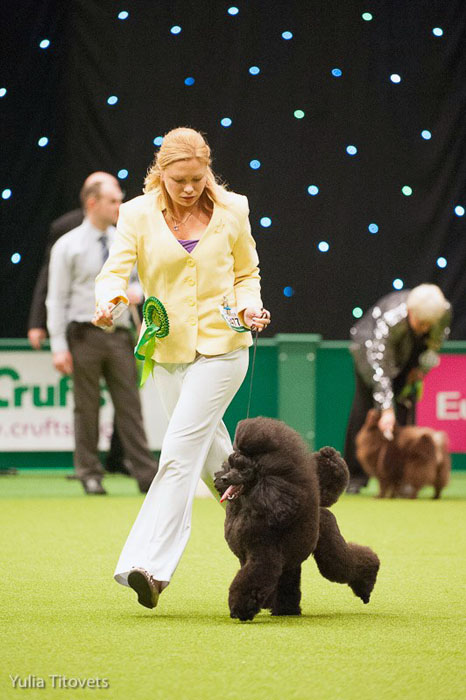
{"left": 349, "top": 291, "right": 451, "bottom": 411}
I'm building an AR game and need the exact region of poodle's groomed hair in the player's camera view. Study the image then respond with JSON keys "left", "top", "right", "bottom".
{"left": 214, "top": 417, "right": 380, "bottom": 621}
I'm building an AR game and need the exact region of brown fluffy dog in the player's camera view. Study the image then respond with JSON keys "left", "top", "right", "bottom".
{"left": 355, "top": 409, "right": 451, "bottom": 498}
{"left": 214, "top": 417, "right": 380, "bottom": 622}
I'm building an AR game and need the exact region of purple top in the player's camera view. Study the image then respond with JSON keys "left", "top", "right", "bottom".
{"left": 178, "top": 238, "right": 199, "bottom": 254}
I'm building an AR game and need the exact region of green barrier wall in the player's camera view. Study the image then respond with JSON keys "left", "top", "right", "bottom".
{"left": 1, "top": 337, "right": 465, "bottom": 470}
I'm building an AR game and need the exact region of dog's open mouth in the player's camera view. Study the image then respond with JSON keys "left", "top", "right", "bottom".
{"left": 220, "top": 484, "right": 244, "bottom": 503}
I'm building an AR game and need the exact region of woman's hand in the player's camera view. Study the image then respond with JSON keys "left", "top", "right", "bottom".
{"left": 378, "top": 407, "right": 395, "bottom": 438}
{"left": 92, "top": 302, "right": 115, "bottom": 328}
{"left": 243, "top": 307, "right": 271, "bottom": 332}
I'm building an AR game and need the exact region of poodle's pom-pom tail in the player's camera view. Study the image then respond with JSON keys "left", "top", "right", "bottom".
{"left": 315, "top": 447, "right": 349, "bottom": 507}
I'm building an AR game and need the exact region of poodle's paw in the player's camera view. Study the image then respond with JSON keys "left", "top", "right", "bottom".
{"left": 349, "top": 559, "right": 380, "bottom": 604}
{"left": 271, "top": 604, "right": 301, "bottom": 616}
{"left": 229, "top": 590, "right": 261, "bottom": 621}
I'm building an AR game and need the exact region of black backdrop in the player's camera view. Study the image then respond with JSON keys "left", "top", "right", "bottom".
{"left": 1, "top": 0, "right": 466, "bottom": 338}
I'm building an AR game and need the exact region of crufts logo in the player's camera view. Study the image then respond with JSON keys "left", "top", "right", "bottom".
{"left": 0, "top": 368, "right": 107, "bottom": 408}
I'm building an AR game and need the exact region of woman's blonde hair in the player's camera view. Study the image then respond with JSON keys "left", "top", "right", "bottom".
{"left": 144, "top": 127, "right": 228, "bottom": 215}
{"left": 407, "top": 284, "right": 448, "bottom": 323}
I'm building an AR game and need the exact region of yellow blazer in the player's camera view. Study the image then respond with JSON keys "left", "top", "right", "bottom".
{"left": 95, "top": 190, "right": 262, "bottom": 363}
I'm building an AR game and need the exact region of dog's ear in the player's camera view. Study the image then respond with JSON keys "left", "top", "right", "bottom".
{"left": 254, "top": 476, "right": 301, "bottom": 528}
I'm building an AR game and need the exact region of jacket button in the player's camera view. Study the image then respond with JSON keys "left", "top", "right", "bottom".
{"left": 189, "top": 317, "right": 197, "bottom": 326}
{"left": 187, "top": 278, "right": 195, "bottom": 286}
{"left": 187, "top": 258, "right": 195, "bottom": 267}
{"left": 188, "top": 298, "right": 195, "bottom": 306}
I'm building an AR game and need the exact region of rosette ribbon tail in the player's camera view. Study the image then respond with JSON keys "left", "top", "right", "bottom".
{"left": 134, "top": 327, "right": 157, "bottom": 386}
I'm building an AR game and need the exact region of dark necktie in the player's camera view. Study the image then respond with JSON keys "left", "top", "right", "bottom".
{"left": 99, "top": 235, "right": 109, "bottom": 265}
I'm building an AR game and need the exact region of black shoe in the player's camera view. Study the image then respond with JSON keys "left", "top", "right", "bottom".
{"left": 127, "top": 568, "right": 161, "bottom": 609}
{"left": 105, "top": 459, "right": 132, "bottom": 476}
{"left": 82, "top": 477, "right": 107, "bottom": 495}
{"left": 137, "top": 477, "right": 154, "bottom": 494}
{"left": 346, "top": 479, "right": 366, "bottom": 494}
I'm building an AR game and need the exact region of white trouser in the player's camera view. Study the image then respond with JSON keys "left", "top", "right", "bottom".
{"left": 114, "top": 347, "right": 249, "bottom": 586}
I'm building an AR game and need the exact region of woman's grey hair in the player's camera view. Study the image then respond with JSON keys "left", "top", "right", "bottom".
{"left": 406, "top": 284, "right": 448, "bottom": 323}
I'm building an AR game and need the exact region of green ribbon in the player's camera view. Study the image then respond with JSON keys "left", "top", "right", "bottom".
{"left": 134, "top": 297, "right": 170, "bottom": 386}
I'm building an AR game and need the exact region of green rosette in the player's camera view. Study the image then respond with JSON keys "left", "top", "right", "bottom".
{"left": 134, "top": 297, "right": 170, "bottom": 385}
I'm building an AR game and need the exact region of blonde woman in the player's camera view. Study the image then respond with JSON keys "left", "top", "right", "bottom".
{"left": 93, "top": 127, "right": 270, "bottom": 609}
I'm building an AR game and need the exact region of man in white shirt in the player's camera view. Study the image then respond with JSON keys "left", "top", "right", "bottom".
{"left": 46, "top": 177, "right": 157, "bottom": 495}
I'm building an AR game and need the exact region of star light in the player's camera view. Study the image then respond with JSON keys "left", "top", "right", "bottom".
{"left": 11, "top": 253, "right": 21, "bottom": 264}
{"left": 220, "top": 118, "right": 232, "bottom": 127}
{"left": 454, "top": 205, "right": 465, "bottom": 216}
{"left": 368, "top": 223, "right": 379, "bottom": 233}
{"left": 184, "top": 77, "right": 195, "bottom": 86}
{"left": 436, "top": 257, "right": 447, "bottom": 268}
{"left": 402, "top": 186, "right": 413, "bottom": 196}
{"left": 282, "top": 31, "right": 293, "bottom": 40}
{"left": 2, "top": 189, "right": 12, "bottom": 200}
{"left": 249, "top": 66, "right": 260, "bottom": 75}
{"left": 107, "top": 95, "right": 118, "bottom": 105}
{"left": 352, "top": 307, "right": 363, "bottom": 318}
{"left": 362, "top": 12, "right": 373, "bottom": 21}
{"left": 228, "top": 7, "right": 239, "bottom": 15}
{"left": 260, "top": 217, "right": 272, "bottom": 228}
{"left": 421, "top": 130, "right": 432, "bottom": 140}
{"left": 117, "top": 169, "right": 128, "bottom": 179}
{"left": 432, "top": 28, "right": 443, "bottom": 37}
{"left": 283, "top": 286, "right": 294, "bottom": 297}
{"left": 294, "top": 110, "right": 305, "bottom": 119}
{"left": 307, "top": 185, "right": 319, "bottom": 196}
{"left": 170, "top": 26, "right": 182, "bottom": 34}
{"left": 346, "top": 145, "right": 358, "bottom": 156}
{"left": 393, "top": 278, "right": 404, "bottom": 290}
{"left": 0, "top": 88, "right": 7, "bottom": 98}
{"left": 38, "top": 137, "right": 49, "bottom": 147}
{"left": 390, "top": 74, "right": 401, "bottom": 83}
{"left": 153, "top": 136, "right": 163, "bottom": 146}
{"left": 249, "top": 160, "right": 261, "bottom": 170}
{"left": 331, "top": 68, "right": 342, "bottom": 77}
{"left": 318, "top": 241, "right": 329, "bottom": 252}
{"left": 118, "top": 11, "right": 129, "bottom": 20}
{"left": 39, "top": 39, "right": 50, "bottom": 49}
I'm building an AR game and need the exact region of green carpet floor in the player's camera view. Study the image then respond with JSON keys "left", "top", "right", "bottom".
{"left": 1, "top": 471, "right": 465, "bottom": 700}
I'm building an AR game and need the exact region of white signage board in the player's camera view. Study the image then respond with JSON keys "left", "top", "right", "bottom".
{"left": 0, "top": 351, "right": 168, "bottom": 451}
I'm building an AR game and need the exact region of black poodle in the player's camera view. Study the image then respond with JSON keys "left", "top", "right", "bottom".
{"left": 214, "top": 417, "right": 380, "bottom": 621}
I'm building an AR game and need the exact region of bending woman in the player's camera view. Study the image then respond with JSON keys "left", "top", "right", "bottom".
{"left": 93, "top": 127, "right": 270, "bottom": 609}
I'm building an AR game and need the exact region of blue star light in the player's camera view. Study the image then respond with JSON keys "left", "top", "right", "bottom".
{"left": 260, "top": 217, "right": 272, "bottom": 228}
{"left": 393, "top": 278, "right": 404, "bottom": 290}
{"left": 318, "top": 241, "right": 329, "bottom": 252}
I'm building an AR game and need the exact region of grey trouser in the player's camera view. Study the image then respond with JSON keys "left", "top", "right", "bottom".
{"left": 67, "top": 322, "right": 157, "bottom": 484}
